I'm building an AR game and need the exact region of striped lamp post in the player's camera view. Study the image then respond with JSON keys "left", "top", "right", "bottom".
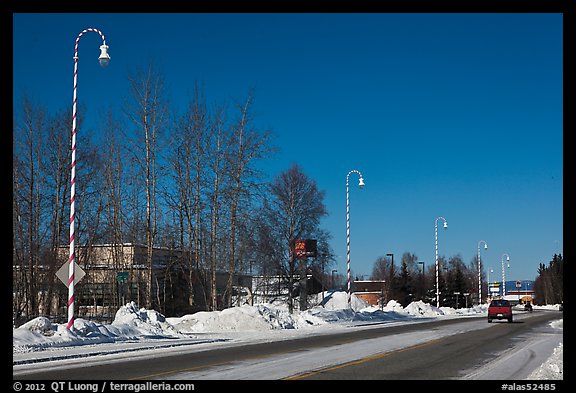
{"left": 501, "top": 253, "right": 510, "bottom": 297}
{"left": 434, "top": 216, "right": 447, "bottom": 308}
{"left": 68, "top": 28, "right": 110, "bottom": 331}
{"left": 477, "top": 240, "right": 488, "bottom": 305}
{"left": 346, "top": 169, "right": 364, "bottom": 309}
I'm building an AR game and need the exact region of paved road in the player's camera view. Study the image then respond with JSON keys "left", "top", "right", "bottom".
{"left": 14, "top": 310, "right": 561, "bottom": 380}
{"left": 288, "top": 311, "right": 561, "bottom": 380}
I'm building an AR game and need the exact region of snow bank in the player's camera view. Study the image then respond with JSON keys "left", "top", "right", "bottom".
{"left": 316, "top": 290, "right": 370, "bottom": 311}
{"left": 525, "top": 319, "right": 563, "bottom": 380}
{"left": 11, "top": 293, "right": 490, "bottom": 351}
{"left": 170, "top": 304, "right": 300, "bottom": 333}
{"left": 404, "top": 300, "right": 444, "bottom": 316}
{"left": 13, "top": 318, "right": 117, "bottom": 352}
{"left": 112, "top": 301, "right": 181, "bottom": 337}
{"left": 527, "top": 342, "right": 563, "bottom": 379}
{"left": 13, "top": 302, "right": 183, "bottom": 353}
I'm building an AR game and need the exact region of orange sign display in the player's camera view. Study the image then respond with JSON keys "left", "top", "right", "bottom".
{"left": 291, "top": 239, "right": 317, "bottom": 259}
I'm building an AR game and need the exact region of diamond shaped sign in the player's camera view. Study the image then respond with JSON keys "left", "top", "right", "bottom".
{"left": 56, "top": 261, "right": 86, "bottom": 288}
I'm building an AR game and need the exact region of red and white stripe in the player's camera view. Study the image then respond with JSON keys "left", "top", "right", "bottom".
{"left": 434, "top": 216, "right": 447, "bottom": 308}
{"left": 501, "top": 253, "right": 510, "bottom": 297}
{"left": 477, "top": 240, "right": 488, "bottom": 305}
{"left": 68, "top": 28, "right": 107, "bottom": 331}
{"left": 346, "top": 169, "right": 363, "bottom": 309}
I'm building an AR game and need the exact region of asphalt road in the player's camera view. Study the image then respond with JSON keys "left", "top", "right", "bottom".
{"left": 288, "top": 310, "right": 561, "bottom": 380}
{"left": 14, "top": 310, "right": 561, "bottom": 380}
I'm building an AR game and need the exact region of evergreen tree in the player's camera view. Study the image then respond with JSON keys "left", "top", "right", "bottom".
{"left": 445, "top": 254, "right": 468, "bottom": 308}
{"left": 397, "top": 258, "right": 412, "bottom": 307}
{"left": 534, "top": 254, "right": 563, "bottom": 305}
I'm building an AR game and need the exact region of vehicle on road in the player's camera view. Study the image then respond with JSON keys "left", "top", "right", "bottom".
{"left": 488, "top": 299, "right": 513, "bottom": 323}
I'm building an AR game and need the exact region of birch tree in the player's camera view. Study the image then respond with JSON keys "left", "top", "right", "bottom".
{"left": 207, "top": 106, "right": 230, "bottom": 310}
{"left": 168, "top": 84, "right": 211, "bottom": 310}
{"left": 124, "top": 63, "right": 169, "bottom": 308}
{"left": 224, "top": 92, "right": 274, "bottom": 307}
{"left": 13, "top": 96, "right": 47, "bottom": 318}
{"left": 100, "top": 110, "right": 127, "bottom": 307}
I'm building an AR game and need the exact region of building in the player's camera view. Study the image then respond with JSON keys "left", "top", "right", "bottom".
{"left": 251, "top": 274, "right": 324, "bottom": 308}
{"left": 504, "top": 290, "right": 534, "bottom": 305}
{"left": 352, "top": 280, "right": 386, "bottom": 306}
{"left": 48, "top": 243, "right": 251, "bottom": 320}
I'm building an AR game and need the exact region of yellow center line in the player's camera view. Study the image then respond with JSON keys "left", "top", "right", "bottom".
{"left": 284, "top": 337, "right": 445, "bottom": 380}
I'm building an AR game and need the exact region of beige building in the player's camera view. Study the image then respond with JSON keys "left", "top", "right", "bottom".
{"left": 14, "top": 243, "right": 253, "bottom": 323}
{"left": 53, "top": 243, "right": 192, "bottom": 320}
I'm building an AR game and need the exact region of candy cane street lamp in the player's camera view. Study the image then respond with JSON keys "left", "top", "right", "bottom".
{"left": 435, "top": 216, "right": 448, "bottom": 308}
{"left": 346, "top": 169, "right": 364, "bottom": 309}
{"left": 487, "top": 267, "right": 494, "bottom": 301}
{"left": 477, "top": 240, "right": 488, "bottom": 305}
{"left": 502, "top": 253, "right": 510, "bottom": 297}
{"left": 68, "top": 28, "right": 110, "bottom": 331}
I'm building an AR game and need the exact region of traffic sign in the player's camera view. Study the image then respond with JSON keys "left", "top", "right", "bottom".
{"left": 116, "top": 271, "right": 129, "bottom": 282}
{"left": 56, "top": 261, "right": 86, "bottom": 288}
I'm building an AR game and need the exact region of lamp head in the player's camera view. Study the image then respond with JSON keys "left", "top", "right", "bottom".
{"left": 443, "top": 221, "right": 448, "bottom": 229}
{"left": 358, "top": 177, "right": 365, "bottom": 189}
{"left": 484, "top": 244, "right": 488, "bottom": 250}
{"left": 506, "top": 255, "right": 510, "bottom": 262}
{"left": 98, "top": 44, "right": 110, "bottom": 67}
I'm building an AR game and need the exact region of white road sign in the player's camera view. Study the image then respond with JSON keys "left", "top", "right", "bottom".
{"left": 56, "top": 261, "right": 86, "bottom": 288}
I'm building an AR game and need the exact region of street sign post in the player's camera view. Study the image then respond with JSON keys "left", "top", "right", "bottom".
{"left": 56, "top": 261, "right": 86, "bottom": 288}
{"left": 116, "top": 271, "right": 129, "bottom": 306}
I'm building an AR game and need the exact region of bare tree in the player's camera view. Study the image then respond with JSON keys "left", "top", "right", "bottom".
{"left": 41, "top": 108, "right": 75, "bottom": 315}
{"left": 168, "top": 83, "right": 211, "bottom": 310}
{"left": 258, "top": 164, "right": 328, "bottom": 313}
{"left": 207, "top": 106, "right": 230, "bottom": 310}
{"left": 371, "top": 255, "right": 394, "bottom": 302}
{"left": 224, "top": 92, "right": 274, "bottom": 307}
{"left": 13, "top": 95, "right": 47, "bottom": 318}
{"left": 100, "top": 109, "right": 127, "bottom": 308}
{"left": 124, "top": 62, "right": 169, "bottom": 308}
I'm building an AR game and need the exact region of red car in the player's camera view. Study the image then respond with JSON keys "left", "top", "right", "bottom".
{"left": 488, "top": 299, "right": 513, "bottom": 323}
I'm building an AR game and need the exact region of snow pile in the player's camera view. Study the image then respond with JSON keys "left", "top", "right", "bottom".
{"left": 522, "top": 319, "right": 563, "bottom": 380}
{"left": 525, "top": 319, "right": 563, "bottom": 380}
{"left": 404, "top": 300, "right": 444, "bottom": 316}
{"left": 17, "top": 316, "right": 55, "bottom": 336}
{"left": 170, "top": 304, "right": 300, "bottom": 333}
{"left": 13, "top": 293, "right": 487, "bottom": 349}
{"left": 382, "top": 299, "right": 406, "bottom": 313}
{"left": 13, "top": 318, "right": 117, "bottom": 352}
{"left": 302, "top": 295, "right": 451, "bottom": 324}
{"left": 112, "top": 301, "right": 181, "bottom": 337}
{"left": 316, "top": 290, "right": 370, "bottom": 311}
{"left": 13, "top": 302, "right": 184, "bottom": 353}
{"left": 9, "top": 292, "right": 543, "bottom": 351}
{"left": 170, "top": 296, "right": 382, "bottom": 333}
{"left": 527, "top": 342, "right": 563, "bottom": 379}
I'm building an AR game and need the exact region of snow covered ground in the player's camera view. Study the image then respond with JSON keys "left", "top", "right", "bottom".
{"left": 13, "top": 291, "right": 562, "bottom": 380}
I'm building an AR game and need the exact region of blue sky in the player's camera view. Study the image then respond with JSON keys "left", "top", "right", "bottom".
{"left": 13, "top": 13, "right": 563, "bottom": 282}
